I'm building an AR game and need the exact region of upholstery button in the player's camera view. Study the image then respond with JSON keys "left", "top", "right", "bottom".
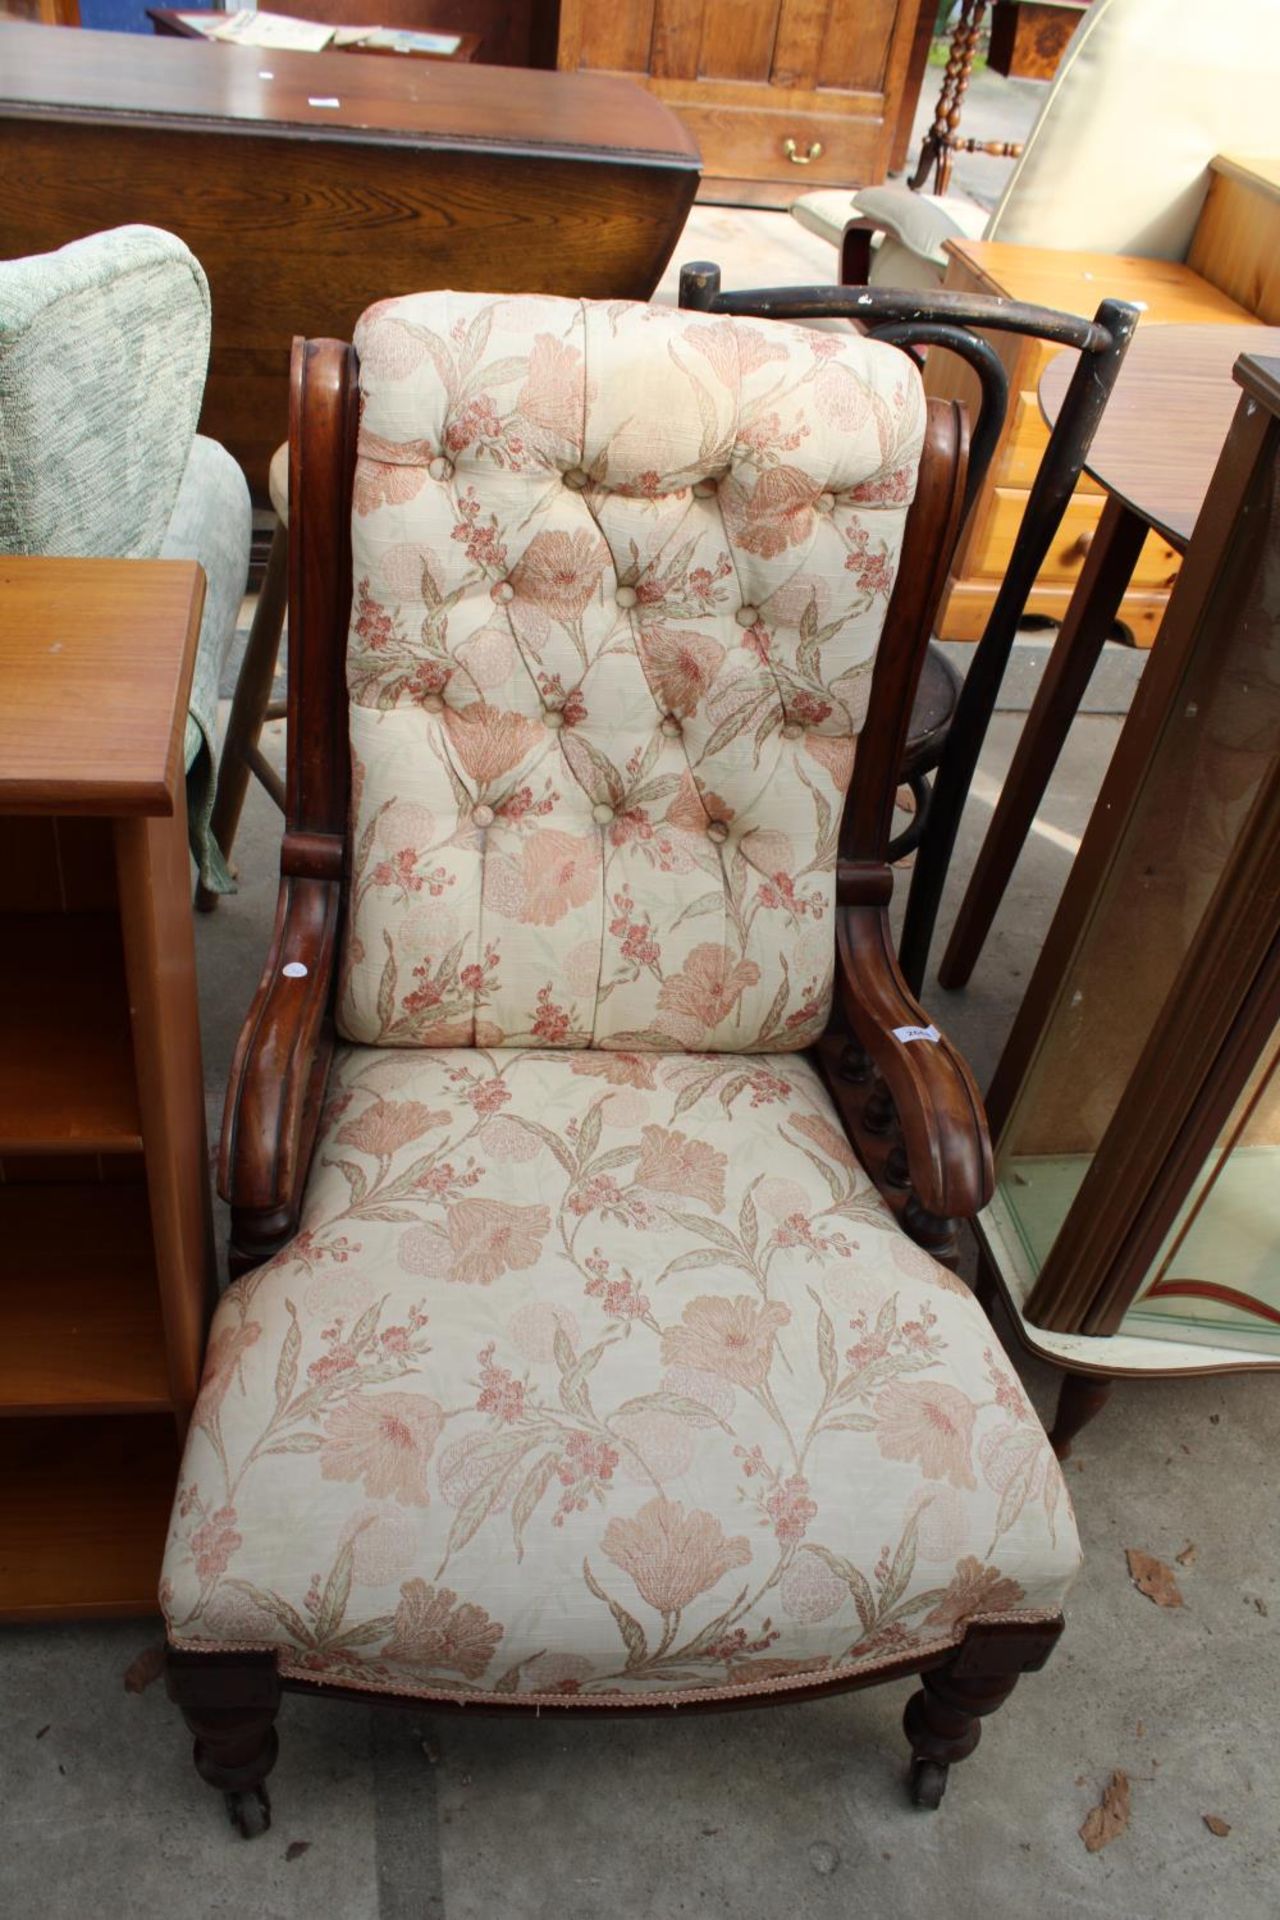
{"left": 428, "top": 455, "right": 453, "bottom": 481}
{"left": 781, "top": 721, "right": 804, "bottom": 740}
{"left": 692, "top": 478, "right": 717, "bottom": 498}
{"left": 735, "top": 604, "right": 760, "bottom": 627}
{"left": 423, "top": 692, "right": 445, "bottom": 713}
{"left": 816, "top": 491, "right": 836, "bottom": 514}
{"left": 706, "top": 820, "right": 730, "bottom": 844}
{"left": 615, "top": 585, "right": 638, "bottom": 609}
{"left": 592, "top": 802, "right": 615, "bottom": 826}
{"left": 544, "top": 708, "right": 564, "bottom": 730}
{"left": 472, "top": 803, "right": 495, "bottom": 828}
{"left": 563, "top": 467, "right": 589, "bottom": 490}
{"left": 493, "top": 581, "right": 514, "bottom": 604}
{"left": 660, "top": 715, "right": 682, "bottom": 739}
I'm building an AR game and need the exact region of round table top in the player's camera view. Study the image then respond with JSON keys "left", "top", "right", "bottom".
{"left": 1039, "top": 323, "right": 1280, "bottom": 550}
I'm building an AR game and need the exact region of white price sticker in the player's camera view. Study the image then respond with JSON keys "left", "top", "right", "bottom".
{"left": 892, "top": 1023, "right": 940, "bottom": 1044}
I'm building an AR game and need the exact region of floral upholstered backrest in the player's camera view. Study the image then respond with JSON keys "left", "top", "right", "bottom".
{"left": 338, "top": 292, "right": 925, "bottom": 1052}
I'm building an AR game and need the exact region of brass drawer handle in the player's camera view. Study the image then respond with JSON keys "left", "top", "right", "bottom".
{"left": 783, "top": 137, "right": 823, "bottom": 166}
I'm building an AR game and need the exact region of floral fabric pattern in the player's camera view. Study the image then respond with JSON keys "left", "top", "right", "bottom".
{"left": 337, "top": 292, "right": 926, "bottom": 1051}
{"left": 163, "top": 1048, "right": 1080, "bottom": 1705}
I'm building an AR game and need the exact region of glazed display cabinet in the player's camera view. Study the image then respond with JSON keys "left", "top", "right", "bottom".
{"left": 977, "top": 351, "right": 1280, "bottom": 1452}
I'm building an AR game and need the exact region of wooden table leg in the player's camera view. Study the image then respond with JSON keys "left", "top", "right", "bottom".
{"left": 908, "top": 0, "right": 989, "bottom": 196}
{"left": 937, "top": 495, "right": 1148, "bottom": 988}
{"left": 195, "top": 520, "right": 289, "bottom": 914}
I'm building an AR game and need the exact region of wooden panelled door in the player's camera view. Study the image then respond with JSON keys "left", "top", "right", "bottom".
{"left": 557, "top": 0, "right": 926, "bottom": 206}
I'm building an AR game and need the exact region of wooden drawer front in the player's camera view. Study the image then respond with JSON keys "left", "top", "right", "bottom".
{"left": 969, "top": 487, "right": 1181, "bottom": 590}
{"left": 998, "top": 389, "right": 1103, "bottom": 496}
{"left": 672, "top": 101, "right": 878, "bottom": 185}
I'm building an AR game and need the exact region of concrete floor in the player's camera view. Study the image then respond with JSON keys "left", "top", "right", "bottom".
{"left": 5, "top": 85, "right": 1279, "bottom": 1920}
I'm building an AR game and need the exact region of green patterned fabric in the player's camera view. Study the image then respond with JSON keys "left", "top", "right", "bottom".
{"left": 0, "top": 224, "right": 251, "bottom": 891}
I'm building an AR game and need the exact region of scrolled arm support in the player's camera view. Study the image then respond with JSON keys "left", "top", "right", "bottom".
{"left": 218, "top": 874, "right": 341, "bottom": 1271}
{"left": 834, "top": 905, "right": 993, "bottom": 1221}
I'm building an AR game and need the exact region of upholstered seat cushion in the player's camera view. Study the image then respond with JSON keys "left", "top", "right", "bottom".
{"left": 164, "top": 1047, "right": 1079, "bottom": 1706}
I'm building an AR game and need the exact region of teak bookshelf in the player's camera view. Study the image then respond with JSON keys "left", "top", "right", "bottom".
{"left": 0, "top": 557, "right": 214, "bottom": 1619}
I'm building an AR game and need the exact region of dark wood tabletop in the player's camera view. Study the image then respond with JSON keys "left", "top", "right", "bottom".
{"left": 0, "top": 19, "right": 700, "bottom": 165}
{"left": 0, "top": 20, "right": 700, "bottom": 495}
{"left": 148, "top": 10, "right": 484, "bottom": 63}
{"left": 1040, "top": 323, "right": 1280, "bottom": 549}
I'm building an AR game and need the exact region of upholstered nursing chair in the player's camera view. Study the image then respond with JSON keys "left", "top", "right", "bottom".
{"left": 0, "top": 224, "right": 251, "bottom": 891}
{"left": 792, "top": 0, "right": 1280, "bottom": 289}
{"left": 160, "top": 291, "right": 1080, "bottom": 1834}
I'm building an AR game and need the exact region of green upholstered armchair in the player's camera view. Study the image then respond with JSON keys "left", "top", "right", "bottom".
{"left": 0, "top": 223, "right": 251, "bottom": 892}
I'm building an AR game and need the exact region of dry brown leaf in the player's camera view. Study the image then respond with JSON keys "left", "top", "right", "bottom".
{"left": 1080, "top": 1771, "right": 1131, "bottom": 1854}
{"left": 285, "top": 1841, "right": 312, "bottom": 1862}
{"left": 1176, "top": 1542, "right": 1198, "bottom": 1568}
{"left": 1203, "top": 1815, "right": 1231, "bottom": 1838}
{"left": 122, "top": 1644, "right": 167, "bottom": 1694}
{"left": 1126, "top": 1549, "right": 1185, "bottom": 1608}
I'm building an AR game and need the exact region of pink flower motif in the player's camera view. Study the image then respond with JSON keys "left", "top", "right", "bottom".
{"left": 656, "top": 943, "right": 761, "bottom": 1035}
{"left": 190, "top": 1505, "right": 242, "bottom": 1584}
{"left": 733, "top": 464, "right": 820, "bottom": 559}
{"left": 335, "top": 1097, "right": 451, "bottom": 1160}
{"left": 518, "top": 829, "right": 600, "bottom": 927}
{"left": 509, "top": 529, "right": 607, "bottom": 620}
{"left": 660, "top": 1295, "right": 791, "bottom": 1389}
{"left": 320, "top": 1391, "right": 445, "bottom": 1505}
{"left": 399, "top": 1197, "right": 551, "bottom": 1287}
{"left": 923, "top": 1556, "right": 1027, "bottom": 1630}
{"left": 569, "top": 1052, "right": 657, "bottom": 1089}
{"left": 475, "top": 1343, "right": 526, "bottom": 1424}
{"left": 445, "top": 700, "right": 542, "bottom": 785}
{"left": 384, "top": 1579, "right": 503, "bottom": 1680}
{"left": 531, "top": 984, "right": 572, "bottom": 1044}
{"left": 638, "top": 626, "right": 725, "bottom": 718}
{"left": 873, "top": 1381, "right": 978, "bottom": 1490}
{"left": 603, "top": 1496, "right": 751, "bottom": 1614}
{"left": 634, "top": 1125, "right": 727, "bottom": 1211}
{"left": 515, "top": 333, "right": 584, "bottom": 441}
{"left": 466, "top": 1078, "right": 511, "bottom": 1117}
{"left": 766, "top": 1474, "right": 818, "bottom": 1547}
{"left": 353, "top": 438, "right": 431, "bottom": 516}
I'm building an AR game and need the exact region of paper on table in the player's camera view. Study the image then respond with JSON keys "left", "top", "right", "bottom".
{"left": 207, "top": 11, "right": 335, "bottom": 52}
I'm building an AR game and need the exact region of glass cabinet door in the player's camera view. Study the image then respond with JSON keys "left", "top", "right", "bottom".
{"left": 982, "top": 357, "right": 1280, "bottom": 1342}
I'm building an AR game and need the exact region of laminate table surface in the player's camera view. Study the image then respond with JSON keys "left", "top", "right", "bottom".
{"left": 1040, "top": 323, "right": 1280, "bottom": 551}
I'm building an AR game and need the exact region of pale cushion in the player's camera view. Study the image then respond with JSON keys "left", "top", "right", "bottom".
{"left": 336, "top": 291, "right": 926, "bottom": 1053}
{"left": 987, "top": 0, "right": 1280, "bottom": 260}
{"left": 163, "top": 1046, "right": 1080, "bottom": 1706}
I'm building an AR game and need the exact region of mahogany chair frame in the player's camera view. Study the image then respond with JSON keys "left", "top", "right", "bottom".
{"left": 170, "top": 329, "right": 1065, "bottom": 1834}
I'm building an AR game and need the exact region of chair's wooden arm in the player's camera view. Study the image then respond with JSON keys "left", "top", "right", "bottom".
{"left": 835, "top": 904, "right": 993, "bottom": 1221}
{"left": 217, "top": 874, "right": 340, "bottom": 1270}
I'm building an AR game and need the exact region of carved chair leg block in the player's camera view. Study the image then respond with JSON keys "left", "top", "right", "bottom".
{"left": 902, "top": 1622, "right": 1061, "bottom": 1808}
{"left": 166, "top": 1649, "right": 282, "bottom": 1837}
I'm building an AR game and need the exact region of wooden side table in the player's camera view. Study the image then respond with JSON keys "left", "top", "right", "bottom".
{"left": 923, "top": 238, "right": 1261, "bottom": 644}
{"left": 0, "top": 557, "right": 214, "bottom": 1619}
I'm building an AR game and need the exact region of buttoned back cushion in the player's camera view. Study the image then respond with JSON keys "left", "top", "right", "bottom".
{"left": 338, "top": 292, "right": 925, "bottom": 1052}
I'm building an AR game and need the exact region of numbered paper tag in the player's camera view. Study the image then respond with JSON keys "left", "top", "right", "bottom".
{"left": 892, "top": 1023, "right": 940, "bottom": 1044}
